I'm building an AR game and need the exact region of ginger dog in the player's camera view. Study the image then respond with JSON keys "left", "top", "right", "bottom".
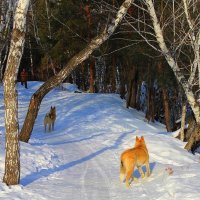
{"left": 120, "top": 136, "right": 150, "bottom": 187}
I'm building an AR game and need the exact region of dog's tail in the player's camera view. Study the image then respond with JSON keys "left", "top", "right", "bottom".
{"left": 120, "top": 160, "right": 126, "bottom": 182}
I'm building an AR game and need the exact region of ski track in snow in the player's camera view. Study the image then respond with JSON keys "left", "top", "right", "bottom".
{"left": 0, "top": 82, "right": 200, "bottom": 200}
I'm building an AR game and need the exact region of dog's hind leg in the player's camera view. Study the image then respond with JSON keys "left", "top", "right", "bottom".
{"left": 125, "top": 166, "right": 134, "bottom": 188}
{"left": 145, "top": 161, "right": 151, "bottom": 177}
{"left": 137, "top": 166, "right": 145, "bottom": 178}
{"left": 120, "top": 161, "right": 126, "bottom": 182}
{"left": 125, "top": 160, "right": 135, "bottom": 188}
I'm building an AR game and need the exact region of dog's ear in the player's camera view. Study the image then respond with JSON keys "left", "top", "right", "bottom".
{"left": 141, "top": 136, "right": 144, "bottom": 140}
{"left": 136, "top": 136, "right": 139, "bottom": 141}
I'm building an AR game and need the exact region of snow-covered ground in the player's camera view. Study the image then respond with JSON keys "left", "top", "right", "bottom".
{"left": 0, "top": 82, "right": 200, "bottom": 200}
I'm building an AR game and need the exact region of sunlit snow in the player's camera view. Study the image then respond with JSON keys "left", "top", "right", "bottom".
{"left": 0, "top": 82, "right": 200, "bottom": 200}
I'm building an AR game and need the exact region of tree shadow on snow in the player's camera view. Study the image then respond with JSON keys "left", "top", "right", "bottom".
{"left": 32, "top": 131, "right": 108, "bottom": 146}
{"left": 21, "top": 130, "right": 134, "bottom": 186}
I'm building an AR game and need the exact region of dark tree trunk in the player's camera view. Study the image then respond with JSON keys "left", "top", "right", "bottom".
{"left": 111, "top": 56, "right": 116, "bottom": 92}
{"left": 81, "top": 63, "right": 86, "bottom": 91}
{"left": 185, "top": 114, "right": 196, "bottom": 141}
{"left": 119, "top": 63, "right": 127, "bottom": 99}
{"left": 127, "top": 65, "right": 138, "bottom": 109}
{"left": 145, "top": 61, "right": 155, "bottom": 122}
{"left": 162, "top": 88, "right": 171, "bottom": 131}
{"left": 136, "top": 84, "right": 141, "bottom": 110}
{"left": 89, "top": 58, "right": 95, "bottom": 93}
{"left": 127, "top": 78, "right": 133, "bottom": 108}
{"left": 145, "top": 85, "right": 155, "bottom": 122}
{"left": 185, "top": 123, "right": 200, "bottom": 153}
{"left": 19, "top": 0, "right": 134, "bottom": 142}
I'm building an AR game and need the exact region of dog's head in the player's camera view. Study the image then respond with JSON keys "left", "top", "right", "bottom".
{"left": 135, "top": 136, "right": 146, "bottom": 147}
{"left": 50, "top": 106, "right": 56, "bottom": 116}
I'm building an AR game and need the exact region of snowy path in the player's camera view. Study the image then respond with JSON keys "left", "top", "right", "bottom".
{"left": 0, "top": 82, "right": 200, "bottom": 200}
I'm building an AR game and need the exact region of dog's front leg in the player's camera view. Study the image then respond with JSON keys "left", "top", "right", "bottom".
{"left": 52, "top": 122, "right": 54, "bottom": 131}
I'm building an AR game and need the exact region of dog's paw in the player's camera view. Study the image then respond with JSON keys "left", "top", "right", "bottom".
{"left": 141, "top": 173, "right": 145, "bottom": 178}
{"left": 126, "top": 182, "right": 131, "bottom": 188}
{"left": 133, "top": 177, "right": 138, "bottom": 182}
{"left": 145, "top": 172, "right": 151, "bottom": 177}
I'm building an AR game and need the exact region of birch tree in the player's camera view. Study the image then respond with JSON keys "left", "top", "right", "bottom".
{"left": 145, "top": 0, "right": 199, "bottom": 120}
{"left": 3, "top": 0, "right": 29, "bottom": 185}
{"left": 144, "top": 0, "right": 200, "bottom": 151}
{"left": 122, "top": 0, "right": 200, "bottom": 151}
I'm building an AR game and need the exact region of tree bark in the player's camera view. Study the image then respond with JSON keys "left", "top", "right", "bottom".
{"left": 127, "top": 65, "right": 137, "bottom": 109}
{"left": 162, "top": 88, "right": 171, "bottom": 132}
{"left": 19, "top": 0, "right": 134, "bottom": 142}
{"left": 180, "top": 102, "right": 187, "bottom": 141}
{"left": 89, "top": 58, "right": 95, "bottom": 93}
{"left": 145, "top": 61, "right": 155, "bottom": 123}
{"left": 119, "top": 62, "right": 128, "bottom": 99}
{"left": 145, "top": 85, "right": 155, "bottom": 123}
{"left": 81, "top": 62, "right": 86, "bottom": 91}
{"left": 185, "top": 123, "right": 200, "bottom": 153}
{"left": 127, "top": 77, "right": 133, "bottom": 108}
{"left": 185, "top": 114, "right": 196, "bottom": 142}
{"left": 3, "top": 0, "right": 30, "bottom": 185}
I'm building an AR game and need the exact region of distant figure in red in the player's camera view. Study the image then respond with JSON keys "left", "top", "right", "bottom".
{"left": 20, "top": 68, "right": 28, "bottom": 88}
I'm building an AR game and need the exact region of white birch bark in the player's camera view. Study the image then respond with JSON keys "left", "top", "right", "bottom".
{"left": 3, "top": 0, "right": 30, "bottom": 185}
{"left": 182, "top": 0, "right": 200, "bottom": 88}
{"left": 145, "top": 0, "right": 200, "bottom": 123}
{"left": 180, "top": 103, "right": 187, "bottom": 141}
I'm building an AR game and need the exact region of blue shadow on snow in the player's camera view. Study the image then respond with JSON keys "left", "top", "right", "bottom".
{"left": 32, "top": 132, "right": 108, "bottom": 146}
{"left": 21, "top": 130, "right": 134, "bottom": 186}
{"left": 133, "top": 162, "right": 156, "bottom": 178}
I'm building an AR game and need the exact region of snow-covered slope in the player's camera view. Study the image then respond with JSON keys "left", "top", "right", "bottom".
{"left": 0, "top": 82, "right": 199, "bottom": 200}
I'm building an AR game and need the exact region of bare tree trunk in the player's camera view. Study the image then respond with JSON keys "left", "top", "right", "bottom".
{"left": 162, "top": 88, "right": 171, "bottom": 132}
{"left": 145, "top": 85, "right": 155, "bottom": 123}
{"left": 111, "top": 56, "right": 117, "bottom": 92}
{"left": 185, "top": 123, "right": 200, "bottom": 153}
{"left": 127, "top": 65, "right": 137, "bottom": 109}
{"left": 119, "top": 63, "right": 127, "bottom": 99}
{"left": 19, "top": 0, "right": 134, "bottom": 143}
{"left": 28, "top": 35, "right": 34, "bottom": 80}
{"left": 136, "top": 84, "right": 140, "bottom": 110}
{"left": 127, "top": 77, "right": 133, "bottom": 108}
{"left": 81, "top": 62, "right": 86, "bottom": 91}
{"left": 180, "top": 102, "right": 187, "bottom": 141}
{"left": 3, "top": 0, "right": 30, "bottom": 185}
{"left": 185, "top": 114, "right": 196, "bottom": 141}
{"left": 145, "top": 61, "right": 155, "bottom": 122}
{"left": 89, "top": 58, "right": 95, "bottom": 93}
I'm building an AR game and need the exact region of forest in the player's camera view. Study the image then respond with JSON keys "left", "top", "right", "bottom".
{"left": 0, "top": 0, "right": 200, "bottom": 189}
